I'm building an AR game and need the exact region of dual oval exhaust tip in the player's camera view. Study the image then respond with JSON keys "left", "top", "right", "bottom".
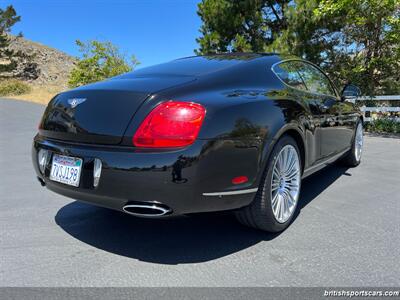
{"left": 122, "top": 203, "right": 172, "bottom": 217}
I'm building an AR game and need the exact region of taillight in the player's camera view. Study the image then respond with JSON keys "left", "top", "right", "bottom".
{"left": 133, "top": 101, "right": 206, "bottom": 148}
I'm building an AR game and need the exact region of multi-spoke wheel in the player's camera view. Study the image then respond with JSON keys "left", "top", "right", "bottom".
{"left": 271, "top": 145, "right": 301, "bottom": 223}
{"left": 235, "top": 135, "right": 302, "bottom": 232}
{"left": 354, "top": 122, "right": 363, "bottom": 162}
{"left": 342, "top": 120, "right": 363, "bottom": 167}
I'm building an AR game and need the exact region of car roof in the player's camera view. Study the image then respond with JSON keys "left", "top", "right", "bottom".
{"left": 184, "top": 52, "right": 278, "bottom": 60}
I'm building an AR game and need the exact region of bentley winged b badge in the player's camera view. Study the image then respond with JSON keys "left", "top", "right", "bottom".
{"left": 67, "top": 98, "right": 87, "bottom": 109}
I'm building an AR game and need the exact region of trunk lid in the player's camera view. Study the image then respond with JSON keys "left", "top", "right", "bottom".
{"left": 40, "top": 76, "right": 195, "bottom": 145}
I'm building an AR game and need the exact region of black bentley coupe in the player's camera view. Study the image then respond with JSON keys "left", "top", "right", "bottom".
{"left": 32, "top": 53, "right": 363, "bottom": 232}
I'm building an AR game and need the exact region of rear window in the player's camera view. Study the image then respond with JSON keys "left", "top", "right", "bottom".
{"left": 118, "top": 56, "right": 248, "bottom": 78}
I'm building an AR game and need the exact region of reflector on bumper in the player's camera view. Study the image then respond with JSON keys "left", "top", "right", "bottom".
{"left": 38, "top": 149, "right": 50, "bottom": 174}
{"left": 93, "top": 158, "right": 102, "bottom": 187}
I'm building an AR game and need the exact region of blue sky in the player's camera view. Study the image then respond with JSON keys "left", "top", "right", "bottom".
{"left": 6, "top": 0, "right": 202, "bottom": 68}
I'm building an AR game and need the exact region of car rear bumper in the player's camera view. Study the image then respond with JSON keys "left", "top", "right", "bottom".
{"left": 32, "top": 135, "right": 261, "bottom": 216}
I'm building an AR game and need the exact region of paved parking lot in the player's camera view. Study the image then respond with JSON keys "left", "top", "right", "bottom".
{"left": 1, "top": 99, "right": 399, "bottom": 287}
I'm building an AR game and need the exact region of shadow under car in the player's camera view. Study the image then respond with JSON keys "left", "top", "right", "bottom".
{"left": 55, "top": 164, "right": 350, "bottom": 264}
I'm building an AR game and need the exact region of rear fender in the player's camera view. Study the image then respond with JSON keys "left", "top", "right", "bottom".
{"left": 256, "top": 121, "right": 306, "bottom": 188}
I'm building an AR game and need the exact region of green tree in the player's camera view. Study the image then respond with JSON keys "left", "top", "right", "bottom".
{"left": 196, "top": 0, "right": 290, "bottom": 54}
{"left": 196, "top": 0, "right": 400, "bottom": 95}
{"left": 268, "top": 0, "right": 342, "bottom": 64}
{"left": 0, "top": 5, "right": 23, "bottom": 76}
{"left": 0, "top": 5, "right": 38, "bottom": 80}
{"left": 314, "top": 0, "right": 400, "bottom": 95}
{"left": 68, "top": 40, "right": 139, "bottom": 88}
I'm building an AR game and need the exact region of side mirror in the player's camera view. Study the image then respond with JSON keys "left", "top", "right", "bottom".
{"left": 341, "top": 84, "right": 361, "bottom": 103}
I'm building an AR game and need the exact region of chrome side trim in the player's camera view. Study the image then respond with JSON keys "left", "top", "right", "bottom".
{"left": 302, "top": 147, "right": 350, "bottom": 178}
{"left": 203, "top": 188, "right": 258, "bottom": 197}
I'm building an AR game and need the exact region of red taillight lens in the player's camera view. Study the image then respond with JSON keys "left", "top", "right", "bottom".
{"left": 133, "top": 101, "right": 206, "bottom": 148}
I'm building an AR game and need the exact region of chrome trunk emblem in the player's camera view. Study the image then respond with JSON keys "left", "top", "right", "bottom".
{"left": 67, "top": 98, "right": 86, "bottom": 108}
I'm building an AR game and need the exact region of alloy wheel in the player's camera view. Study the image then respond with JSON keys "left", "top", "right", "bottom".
{"left": 355, "top": 123, "right": 363, "bottom": 162}
{"left": 271, "top": 145, "right": 301, "bottom": 223}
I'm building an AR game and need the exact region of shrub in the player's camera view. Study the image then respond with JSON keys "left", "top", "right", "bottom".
{"left": 365, "top": 118, "right": 400, "bottom": 134}
{"left": 0, "top": 79, "right": 31, "bottom": 96}
{"left": 68, "top": 40, "right": 139, "bottom": 88}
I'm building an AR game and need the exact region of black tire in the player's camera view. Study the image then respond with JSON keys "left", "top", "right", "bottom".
{"left": 340, "top": 121, "right": 363, "bottom": 167}
{"left": 235, "top": 135, "right": 302, "bottom": 232}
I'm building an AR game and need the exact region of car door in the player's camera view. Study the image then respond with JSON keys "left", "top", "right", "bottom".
{"left": 338, "top": 96, "right": 360, "bottom": 151}
{"left": 295, "top": 62, "right": 345, "bottom": 159}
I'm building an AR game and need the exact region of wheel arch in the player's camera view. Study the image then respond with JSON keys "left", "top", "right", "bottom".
{"left": 259, "top": 123, "right": 306, "bottom": 181}
{"left": 282, "top": 128, "right": 306, "bottom": 173}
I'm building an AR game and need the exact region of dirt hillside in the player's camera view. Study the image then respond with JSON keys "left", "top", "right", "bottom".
{"left": 6, "top": 35, "right": 76, "bottom": 104}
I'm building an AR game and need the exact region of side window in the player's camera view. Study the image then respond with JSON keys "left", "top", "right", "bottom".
{"left": 297, "top": 62, "right": 336, "bottom": 97}
{"left": 272, "top": 62, "right": 307, "bottom": 91}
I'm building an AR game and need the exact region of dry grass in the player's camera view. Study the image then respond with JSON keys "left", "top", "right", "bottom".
{"left": 0, "top": 79, "right": 31, "bottom": 96}
{"left": 5, "top": 84, "right": 66, "bottom": 105}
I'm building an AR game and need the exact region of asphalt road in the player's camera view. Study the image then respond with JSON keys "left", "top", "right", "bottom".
{"left": 1, "top": 98, "right": 399, "bottom": 287}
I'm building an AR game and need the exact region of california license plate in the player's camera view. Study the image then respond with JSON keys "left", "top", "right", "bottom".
{"left": 50, "top": 154, "right": 82, "bottom": 187}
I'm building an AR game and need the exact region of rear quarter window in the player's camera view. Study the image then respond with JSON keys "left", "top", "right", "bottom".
{"left": 272, "top": 61, "right": 307, "bottom": 91}
{"left": 296, "top": 62, "right": 337, "bottom": 97}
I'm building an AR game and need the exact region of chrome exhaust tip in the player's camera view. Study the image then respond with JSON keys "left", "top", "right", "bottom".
{"left": 122, "top": 204, "right": 171, "bottom": 217}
